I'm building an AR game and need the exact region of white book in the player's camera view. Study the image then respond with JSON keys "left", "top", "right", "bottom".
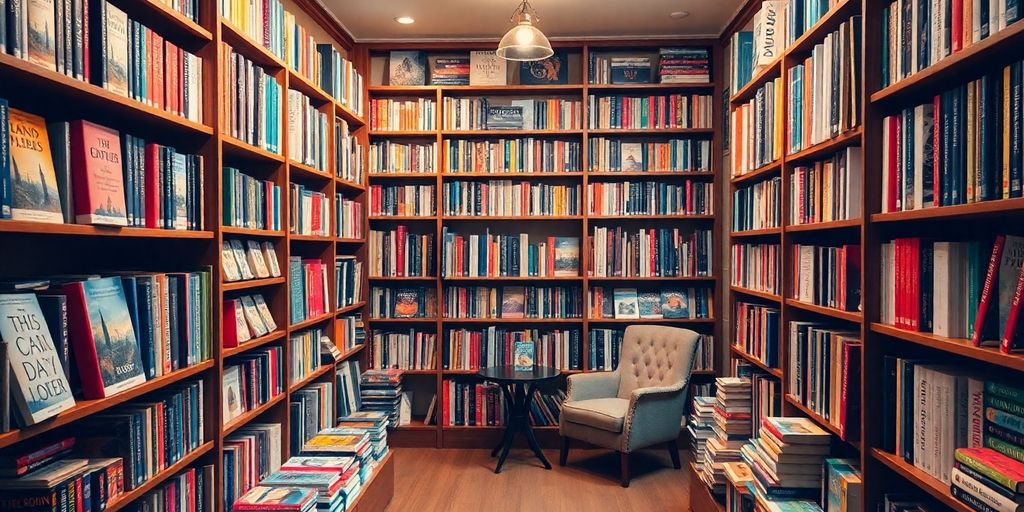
{"left": 972, "top": 0, "right": 982, "bottom": 43}
{"left": 246, "top": 240, "right": 270, "bottom": 278}
{"left": 222, "top": 241, "right": 242, "bottom": 282}
{"left": 846, "top": 147, "right": 864, "bottom": 219}
{"left": 798, "top": 245, "right": 814, "bottom": 302}
{"left": 230, "top": 240, "right": 255, "bottom": 280}
{"left": 952, "top": 467, "right": 1024, "bottom": 511}
{"left": 933, "top": 242, "right": 955, "bottom": 337}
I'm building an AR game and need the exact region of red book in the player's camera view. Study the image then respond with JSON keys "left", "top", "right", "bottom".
{"left": 396, "top": 225, "right": 407, "bottom": 277}
{"left": 956, "top": 448, "right": 1024, "bottom": 492}
{"left": 146, "top": 29, "right": 156, "bottom": 106}
{"left": 153, "top": 33, "right": 165, "bottom": 110}
{"left": 222, "top": 299, "right": 240, "bottom": 349}
{"left": 547, "top": 236, "right": 555, "bottom": 276}
{"left": 476, "top": 384, "right": 484, "bottom": 426}
{"left": 1001, "top": 257, "right": 1024, "bottom": 353}
{"left": 973, "top": 235, "right": 1005, "bottom": 346}
{"left": 952, "top": 0, "right": 964, "bottom": 52}
{"left": 70, "top": 120, "right": 128, "bottom": 226}
{"left": 894, "top": 239, "right": 904, "bottom": 329}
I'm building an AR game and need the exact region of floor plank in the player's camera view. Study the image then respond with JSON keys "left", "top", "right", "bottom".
{"left": 385, "top": 448, "right": 692, "bottom": 511}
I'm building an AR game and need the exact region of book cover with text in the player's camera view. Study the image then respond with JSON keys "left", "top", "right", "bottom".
{"left": 8, "top": 109, "right": 63, "bottom": 223}
{"left": 70, "top": 120, "right": 127, "bottom": 226}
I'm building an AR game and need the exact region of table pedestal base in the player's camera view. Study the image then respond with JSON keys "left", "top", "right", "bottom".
{"left": 490, "top": 381, "right": 552, "bottom": 473}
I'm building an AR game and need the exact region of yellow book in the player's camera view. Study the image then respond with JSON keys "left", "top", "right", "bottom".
{"left": 8, "top": 109, "right": 63, "bottom": 223}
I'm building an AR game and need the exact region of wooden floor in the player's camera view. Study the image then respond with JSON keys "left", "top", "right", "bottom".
{"left": 384, "top": 447, "right": 692, "bottom": 511}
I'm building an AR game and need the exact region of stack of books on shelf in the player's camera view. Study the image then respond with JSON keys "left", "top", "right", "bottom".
{"left": 588, "top": 138, "right": 712, "bottom": 173}
{"left": 880, "top": 60, "right": 1024, "bottom": 213}
{"left": 658, "top": 47, "right": 711, "bottom": 84}
{"left": 587, "top": 93, "right": 713, "bottom": 130}
{"left": 740, "top": 417, "right": 832, "bottom": 507}
{"left": 368, "top": 329, "right": 438, "bottom": 370}
{"left": 289, "top": 184, "right": 330, "bottom": 237}
{"left": 589, "top": 227, "right": 712, "bottom": 278}
{"left": 444, "top": 285, "right": 584, "bottom": 320}
{"left": 222, "top": 45, "right": 281, "bottom": 153}
{"left": 700, "top": 377, "right": 753, "bottom": 494}
{"left": 442, "top": 98, "right": 582, "bottom": 131}
{"left": 369, "top": 98, "right": 436, "bottom": 131}
{"left": 589, "top": 287, "right": 712, "bottom": 320}
{"left": 223, "top": 167, "right": 282, "bottom": 231}
{"left": 733, "top": 176, "right": 781, "bottom": 231}
{"left": 370, "top": 286, "right": 437, "bottom": 319}
{"left": 790, "top": 244, "right": 862, "bottom": 311}
{"left": 789, "top": 148, "right": 863, "bottom": 225}
{"left": 337, "top": 410, "right": 391, "bottom": 467}
{"left": 440, "top": 230, "right": 580, "bottom": 278}
{"left": 952, "top": 448, "right": 1024, "bottom": 512}
{"left": 224, "top": 293, "right": 280, "bottom": 347}
{"left": 431, "top": 57, "right": 470, "bottom": 85}
{"left": 441, "top": 180, "right": 581, "bottom": 216}
{"left": 222, "top": 347, "right": 285, "bottom": 424}
{"left": 287, "top": 91, "right": 329, "bottom": 172}
{"left": 370, "top": 141, "right": 437, "bottom": 174}
{"left": 368, "top": 227, "right": 436, "bottom": 277}
{"left": 730, "top": 243, "right": 780, "bottom": 294}
{"left": 299, "top": 428, "right": 373, "bottom": 486}
{"left": 731, "top": 78, "right": 783, "bottom": 176}
{"left": 360, "top": 369, "right": 403, "bottom": 427}
{"left": 222, "top": 239, "right": 283, "bottom": 283}
{"left": 335, "top": 255, "right": 363, "bottom": 308}
{"left": 733, "top": 302, "right": 779, "bottom": 367}
{"left": 369, "top": 184, "right": 436, "bottom": 217}
{"left": 440, "top": 380, "right": 565, "bottom": 427}
{"left": 689, "top": 394, "right": 718, "bottom": 473}
{"left": 336, "top": 197, "right": 363, "bottom": 238}
{"left": 788, "top": 322, "right": 861, "bottom": 441}
{"left": 443, "top": 138, "right": 583, "bottom": 173}
{"left": 444, "top": 327, "right": 583, "bottom": 371}
{"left": 589, "top": 54, "right": 652, "bottom": 85}
{"left": 586, "top": 180, "right": 714, "bottom": 216}
{"left": 0, "top": 440, "right": 127, "bottom": 512}
{"left": 288, "top": 257, "right": 329, "bottom": 323}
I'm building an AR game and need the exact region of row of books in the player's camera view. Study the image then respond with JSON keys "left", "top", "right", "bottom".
{"left": 733, "top": 302, "right": 780, "bottom": 368}
{"left": 785, "top": 0, "right": 845, "bottom": 48}
{"left": 135, "top": 465, "right": 214, "bottom": 512}
{"left": 589, "top": 286, "right": 712, "bottom": 320}
{"left": 335, "top": 120, "right": 364, "bottom": 184}
{"left": 443, "top": 138, "right": 583, "bottom": 174}
{"left": 317, "top": 45, "right": 365, "bottom": 117}
{"left": 788, "top": 322, "right": 861, "bottom": 441}
{"left": 369, "top": 98, "right": 436, "bottom": 131}
{"left": 440, "top": 230, "right": 580, "bottom": 278}
{"left": 786, "top": 16, "right": 863, "bottom": 153}
{"left": 881, "top": 64, "right": 1024, "bottom": 213}
{"left": 335, "top": 361, "right": 362, "bottom": 418}
{"left": 441, "top": 180, "right": 580, "bottom": 216}
{"left": 367, "top": 227, "right": 436, "bottom": 277}
{"left": 337, "top": 314, "right": 365, "bottom": 354}
{"left": 442, "top": 98, "right": 583, "bottom": 131}
{"left": 733, "top": 176, "right": 781, "bottom": 231}
{"left": 222, "top": 423, "right": 282, "bottom": 509}
{"left": 586, "top": 180, "right": 714, "bottom": 216}
{"left": 222, "top": 346, "right": 284, "bottom": 425}
{"left": 729, "top": 31, "right": 756, "bottom": 94}
{"left": 586, "top": 94, "right": 713, "bottom": 130}
{"left": 222, "top": 44, "right": 282, "bottom": 154}
{"left": 1, "top": 107, "right": 205, "bottom": 230}
{"left": 288, "top": 257, "right": 330, "bottom": 324}
{"left": 223, "top": 293, "right": 280, "bottom": 348}
{"left": 287, "top": 90, "right": 329, "bottom": 172}
{"left": 589, "top": 227, "right": 713, "bottom": 278}
{"left": 369, "top": 286, "right": 437, "bottom": 319}
{"left": 588, "top": 138, "right": 712, "bottom": 173}
{"left": 222, "top": 239, "right": 283, "bottom": 283}
{"left": 335, "top": 196, "right": 362, "bottom": 239}
{"left": 443, "top": 328, "right": 583, "bottom": 371}
{"left": 369, "top": 141, "right": 437, "bottom": 174}
{"left": 731, "top": 243, "right": 780, "bottom": 294}
{"left": 368, "top": 184, "right": 435, "bottom": 217}
{"left": 589, "top": 330, "right": 714, "bottom": 372}
{"left": 288, "top": 327, "right": 329, "bottom": 385}
{"left": 289, "top": 184, "right": 329, "bottom": 237}
{"left": 289, "top": 382, "right": 334, "bottom": 456}
{"left": 731, "top": 77, "right": 783, "bottom": 176}
{"left": 444, "top": 285, "right": 584, "bottom": 319}
{"left": 367, "top": 329, "right": 438, "bottom": 370}
{"left": 588, "top": 48, "right": 711, "bottom": 85}
{"left": 0, "top": 449, "right": 122, "bottom": 512}
{"left": 440, "top": 380, "right": 565, "bottom": 427}
{"left": 790, "top": 147, "right": 863, "bottom": 225}
{"left": 223, "top": 167, "right": 281, "bottom": 232}
{"left": 791, "top": 244, "right": 862, "bottom": 311}
{"left": 880, "top": 0, "right": 1023, "bottom": 88}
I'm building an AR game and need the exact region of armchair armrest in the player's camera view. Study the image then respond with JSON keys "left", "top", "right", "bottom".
{"left": 622, "top": 382, "right": 687, "bottom": 452}
{"left": 566, "top": 371, "right": 620, "bottom": 402}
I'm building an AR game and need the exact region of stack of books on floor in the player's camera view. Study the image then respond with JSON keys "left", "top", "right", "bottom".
{"left": 741, "top": 417, "right": 831, "bottom": 508}
{"left": 336, "top": 410, "right": 391, "bottom": 471}
{"left": 952, "top": 448, "right": 1024, "bottom": 512}
{"left": 701, "top": 377, "right": 753, "bottom": 494}
{"left": 359, "top": 369, "right": 403, "bottom": 427}
{"left": 688, "top": 394, "right": 717, "bottom": 473}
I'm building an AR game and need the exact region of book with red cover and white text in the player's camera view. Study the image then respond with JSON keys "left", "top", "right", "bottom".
{"left": 70, "top": 120, "right": 127, "bottom": 226}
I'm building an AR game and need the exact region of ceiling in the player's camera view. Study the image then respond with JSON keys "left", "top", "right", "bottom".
{"left": 323, "top": 0, "right": 744, "bottom": 42}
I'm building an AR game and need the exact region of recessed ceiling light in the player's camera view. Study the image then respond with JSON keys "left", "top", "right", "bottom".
{"left": 669, "top": 11, "right": 690, "bottom": 19}
{"left": 394, "top": 16, "right": 415, "bottom": 24}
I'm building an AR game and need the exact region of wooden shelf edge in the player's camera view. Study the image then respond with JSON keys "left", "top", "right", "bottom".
{"left": 588, "top": 317, "right": 715, "bottom": 324}
{"left": 134, "top": 0, "right": 213, "bottom": 41}
{"left": 222, "top": 276, "right": 287, "bottom": 292}
{"left": 337, "top": 344, "right": 365, "bottom": 362}
{"left": 348, "top": 452, "right": 395, "bottom": 512}
{"left": 785, "top": 299, "right": 863, "bottom": 323}
{"left": 222, "top": 135, "right": 286, "bottom": 163}
{"left": 222, "top": 392, "right": 288, "bottom": 437}
{"left": 106, "top": 441, "right": 215, "bottom": 512}
{"left": 337, "top": 301, "right": 367, "bottom": 315}
{"left": 219, "top": 19, "right": 285, "bottom": 69}
{"left": 223, "top": 330, "right": 287, "bottom": 358}
{"left": 290, "top": 311, "right": 336, "bottom": 331}
{"left": 730, "top": 58, "right": 782, "bottom": 104}
{"left": 0, "top": 221, "right": 214, "bottom": 239}
{"left": 870, "top": 323, "right": 1024, "bottom": 372}
{"left": 730, "top": 159, "right": 782, "bottom": 185}
{"left": 871, "top": 449, "right": 973, "bottom": 512}
{"left": 289, "top": 364, "right": 336, "bottom": 393}
{"left": 729, "top": 285, "right": 782, "bottom": 302}
{"left": 870, "top": 198, "right": 1024, "bottom": 223}
{"left": 729, "top": 345, "right": 783, "bottom": 378}
{"left": 220, "top": 226, "right": 286, "bottom": 237}
{"left": 783, "top": 0, "right": 861, "bottom": 57}
{"left": 730, "top": 227, "right": 782, "bottom": 238}
{"left": 785, "top": 128, "right": 863, "bottom": 163}
{"left": 783, "top": 394, "right": 860, "bottom": 450}
{"left": 784, "top": 219, "right": 862, "bottom": 232}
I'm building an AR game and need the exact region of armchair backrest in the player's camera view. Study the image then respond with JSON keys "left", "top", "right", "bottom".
{"left": 616, "top": 325, "right": 700, "bottom": 400}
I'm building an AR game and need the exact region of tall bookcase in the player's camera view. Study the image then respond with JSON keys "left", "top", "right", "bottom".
{"left": 0, "top": 1, "right": 391, "bottom": 511}
{"left": 364, "top": 41, "right": 725, "bottom": 449}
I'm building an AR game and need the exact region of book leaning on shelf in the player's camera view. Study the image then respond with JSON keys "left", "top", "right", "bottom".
{"left": 287, "top": 91, "right": 329, "bottom": 172}
{"left": 222, "top": 239, "right": 283, "bottom": 283}
{"left": 224, "top": 293, "right": 280, "bottom": 348}
{"left": 444, "top": 138, "right": 582, "bottom": 174}
{"left": 444, "top": 285, "right": 584, "bottom": 320}
{"left": 733, "top": 302, "right": 780, "bottom": 368}
{"left": 441, "top": 229, "right": 580, "bottom": 278}
{"left": 589, "top": 227, "right": 712, "bottom": 278}
{"left": 790, "top": 243, "right": 862, "bottom": 311}
{"left": 587, "top": 180, "right": 714, "bottom": 216}
{"left": 368, "top": 329, "right": 437, "bottom": 370}
{"left": 589, "top": 287, "right": 712, "bottom": 320}
{"left": 369, "top": 184, "right": 436, "bottom": 217}
{"left": 222, "top": 348, "right": 284, "bottom": 426}
{"left": 221, "top": 44, "right": 282, "bottom": 153}
{"left": 790, "top": 147, "right": 863, "bottom": 225}
{"left": 731, "top": 243, "right": 781, "bottom": 294}
{"left": 289, "top": 184, "right": 329, "bottom": 237}
{"left": 444, "top": 327, "right": 582, "bottom": 371}
{"left": 369, "top": 141, "right": 437, "bottom": 174}
{"left": 337, "top": 314, "right": 365, "bottom": 354}
{"left": 369, "top": 98, "right": 437, "bottom": 131}
{"left": 588, "top": 138, "right": 711, "bottom": 173}
{"left": 733, "top": 176, "right": 781, "bottom": 231}
{"left": 442, "top": 180, "right": 580, "bottom": 216}
{"left": 368, "top": 226, "right": 436, "bottom": 277}
{"left": 223, "top": 167, "right": 282, "bottom": 231}
{"left": 587, "top": 93, "right": 713, "bottom": 130}
{"left": 788, "top": 322, "right": 862, "bottom": 441}
{"left": 289, "top": 257, "right": 329, "bottom": 324}
{"left": 731, "top": 77, "right": 783, "bottom": 176}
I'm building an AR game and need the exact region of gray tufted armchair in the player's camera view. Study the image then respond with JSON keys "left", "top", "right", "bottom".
{"left": 558, "top": 325, "right": 700, "bottom": 487}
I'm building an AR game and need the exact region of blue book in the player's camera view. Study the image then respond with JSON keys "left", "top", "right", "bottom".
{"left": 514, "top": 341, "right": 534, "bottom": 371}
{"left": 290, "top": 257, "right": 305, "bottom": 323}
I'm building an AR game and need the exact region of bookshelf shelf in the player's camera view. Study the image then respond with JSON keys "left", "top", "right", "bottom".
{"left": 587, "top": 171, "right": 715, "bottom": 178}
{"left": 336, "top": 178, "right": 367, "bottom": 192}
{"left": 0, "top": 360, "right": 213, "bottom": 450}
{"left": 337, "top": 301, "right": 368, "bottom": 315}
{"left": 335, "top": 102, "right": 365, "bottom": 127}
{"left": 729, "top": 345, "right": 783, "bottom": 378}
{"left": 0, "top": 53, "right": 214, "bottom": 136}
{"left": 368, "top": 216, "right": 437, "bottom": 221}
{"left": 219, "top": 19, "right": 285, "bottom": 69}
{"left": 730, "top": 57, "right": 782, "bottom": 105}
{"left": 369, "top": 130, "right": 438, "bottom": 137}
{"left": 368, "top": 173, "right": 440, "bottom": 179}
{"left": 289, "top": 364, "right": 336, "bottom": 393}
{"left": 442, "top": 84, "right": 586, "bottom": 94}
{"left": 870, "top": 198, "right": 1024, "bottom": 223}
{"left": 337, "top": 344, "right": 365, "bottom": 362}
{"left": 347, "top": 452, "right": 394, "bottom": 512}
{"left": 587, "top": 128, "right": 715, "bottom": 135}
{"left": 222, "top": 135, "right": 286, "bottom": 163}
{"left": 442, "top": 318, "right": 586, "bottom": 324}
{"left": 393, "top": 420, "right": 436, "bottom": 431}
{"left": 222, "top": 392, "right": 289, "bottom": 438}
{"left": 288, "top": 68, "right": 334, "bottom": 105}
{"left": 442, "top": 276, "right": 584, "bottom": 281}
{"left": 587, "top": 83, "right": 715, "bottom": 91}
{"left": 589, "top": 318, "right": 715, "bottom": 325}
{"left": 785, "top": 128, "right": 863, "bottom": 164}
{"left": 0, "top": 222, "right": 215, "bottom": 239}
{"left": 730, "top": 159, "right": 782, "bottom": 185}
{"left": 587, "top": 275, "right": 716, "bottom": 282}
{"left": 784, "top": 219, "right": 861, "bottom": 233}
{"left": 221, "top": 226, "right": 287, "bottom": 237}
{"left": 729, "top": 227, "right": 781, "bottom": 238}
{"left": 871, "top": 449, "right": 974, "bottom": 512}
{"left": 783, "top": 394, "right": 860, "bottom": 451}
{"left": 870, "top": 323, "right": 1024, "bottom": 372}
{"left": 441, "top": 172, "right": 585, "bottom": 178}
{"left": 368, "top": 317, "right": 439, "bottom": 323}
{"left": 441, "top": 215, "right": 585, "bottom": 221}
{"left": 223, "top": 330, "right": 288, "bottom": 358}
{"left": 126, "top": 0, "right": 213, "bottom": 42}
{"left": 336, "top": 237, "right": 367, "bottom": 244}
{"left": 222, "top": 276, "right": 287, "bottom": 291}
{"left": 368, "top": 276, "right": 437, "bottom": 282}
{"left": 290, "top": 311, "right": 337, "bottom": 331}
{"left": 366, "top": 85, "right": 439, "bottom": 95}
{"left": 397, "top": 369, "right": 438, "bottom": 375}
{"left": 289, "top": 234, "right": 335, "bottom": 243}
{"left": 783, "top": 0, "right": 860, "bottom": 57}
{"left": 729, "top": 285, "right": 782, "bottom": 302}
{"left": 105, "top": 442, "right": 216, "bottom": 512}
{"left": 588, "top": 214, "right": 716, "bottom": 220}
{"left": 784, "top": 299, "right": 863, "bottom": 323}
{"left": 288, "top": 160, "right": 333, "bottom": 181}
{"left": 441, "top": 129, "right": 584, "bottom": 136}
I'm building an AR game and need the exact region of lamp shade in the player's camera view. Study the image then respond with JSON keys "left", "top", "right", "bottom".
{"left": 496, "top": 21, "right": 554, "bottom": 61}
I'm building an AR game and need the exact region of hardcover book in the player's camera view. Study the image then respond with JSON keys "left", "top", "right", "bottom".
{"left": 62, "top": 277, "right": 146, "bottom": 399}
{"left": 660, "top": 290, "right": 690, "bottom": 319}
{"left": 553, "top": 237, "right": 580, "bottom": 276}
{"left": 233, "top": 486, "right": 317, "bottom": 511}
{"left": 70, "top": 120, "right": 127, "bottom": 225}
{"left": 638, "top": 292, "right": 662, "bottom": 319}
{"left": 388, "top": 51, "right": 426, "bottom": 86}
{"left": 0, "top": 459, "right": 88, "bottom": 489}
{"left": 263, "top": 241, "right": 282, "bottom": 277}
{"left": 221, "top": 241, "right": 242, "bottom": 282}
{"left": 0, "top": 294, "right": 76, "bottom": 426}
{"left": 514, "top": 340, "right": 534, "bottom": 371}
{"left": 613, "top": 288, "right": 640, "bottom": 319}
{"left": 254, "top": 295, "right": 277, "bottom": 331}
{"left": 763, "top": 417, "right": 831, "bottom": 444}
{"left": 620, "top": 143, "right": 644, "bottom": 171}
{"left": 610, "top": 57, "right": 652, "bottom": 84}
{"left": 222, "top": 365, "right": 243, "bottom": 422}
{"left": 230, "top": 240, "right": 255, "bottom": 280}
{"left": 430, "top": 57, "right": 470, "bottom": 85}
{"left": 501, "top": 287, "right": 526, "bottom": 319}
{"left": 240, "top": 295, "right": 268, "bottom": 337}
{"left": 998, "top": 236, "right": 1024, "bottom": 349}
{"left": 470, "top": 51, "right": 507, "bottom": 85}
{"left": 0, "top": 99, "right": 10, "bottom": 219}
{"left": 227, "top": 299, "right": 252, "bottom": 345}
{"left": 102, "top": 3, "right": 130, "bottom": 97}
{"left": 394, "top": 289, "right": 422, "bottom": 318}
{"left": 246, "top": 240, "right": 271, "bottom": 278}
{"left": 8, "top": 108, "right": 63, "bottom": 223}
{"left": 519, "top": 51, "right": 568, "bottom": 85}
{"left": 280, "top": 456, "right": 356, "bottom": 473}
{"left": 485, "top": 106, "right": 524, "bottom": 130}
{"left": 26, "top": 0, "right": 57, "bottom": 71}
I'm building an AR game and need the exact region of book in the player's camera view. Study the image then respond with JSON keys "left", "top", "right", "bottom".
{"left": 233, "top": 486, "right": 318, "bottom": 511}
{"left": 762, "top": 417, "right": 831, "bottom": 444}
{"left": 519, "top": 51, "right": 568, "bottom": 84}
{"left": 70, "top": 120, "right": 127, "bottom": 226}
{"left": 431, "top": 57, "right": 469, "bottom": 85}
{"left": 388, "top": 51, "right": 425, "bottom": 86}
{"left": 221, "top": 241, "right": 242, "bottom": 282}
{"left": 501, "top": 287, "right": 526, "bottom": 319}
{"left": 638, "top": 292, "right": 662, "bottom": 319}
{"left": 62, "top": 277, "right": 146, "bottom": 399}
{"left": 394, "top": 289, "right": 424, "bottom": 318}
{"left": 26, "top": 0, "right": 56, "bottom": 71}
{"left": 661, "top": 290, "right": 691, "bottom": 319}
{"left": 94, "top": 1, "right": 129, "bottom": 97}
{"left": 246, "top": 240, "right": 270, "bottom": 278}
{"left": 230, "top": 240, "right": 255, "bottom": 280}
{"left": 0, "top": 294, "right": 75, "bottom": 426}
{"left": 0, "top": 458, "right": 87, "bottom": 489}
{"left": 7, "top": 108, "right": 63, "bottom": 223}
{"left": 469, "top": 51, "right": 507, "bottom": 85}
{"left": 513, "top": 340, "right": 534, "bottom": 371}
{"left": 613, "top": 288, "right": 640, "bottom": 319}
{"left": 222, "top": 365, "right": 243, "bottom": 422}
{"left": 263, "top": 242, "right": 282, "bottom": 277}
{"left": 485, "top": 106, "right": 524, "bottom": 130}
{"left": 553, "top": 237, "right": 580, "bottom": 277}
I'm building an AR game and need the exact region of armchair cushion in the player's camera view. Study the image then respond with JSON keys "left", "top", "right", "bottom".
{"left": 617, "top": 325, "right": 696, "bottom": 400}
{"left": 565, "top": 371, "right": 620, "bottom": 402}
{"left": 562, "top": 397, "right": 629, "bottom": 433}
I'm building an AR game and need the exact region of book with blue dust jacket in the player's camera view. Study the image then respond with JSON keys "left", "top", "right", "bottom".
{"left": 514, "top": 341, "right": 534, "bottom": 371}
{"left": 661, "top": 290, "right": 690, "bottom": 319}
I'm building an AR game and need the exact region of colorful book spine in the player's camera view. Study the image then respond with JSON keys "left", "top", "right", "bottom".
{"left": 369, "top": 141, "right": 437, "bottom": 174}
{"left": 442, "top": 180, "right": 580, "bottom": 216}
{"left": 588, "top": 137, "right": 711, "bottom": 173}
{"left": 368, "top": 329, "right": 437, "bottom": 370}
{"left": 368, "top": 227, "right": 436, "bottom": 277}
{"left": 222, "top": 167, "right": 280, "bottom": 231}
{"left": 369, "top": 98, "right": 436, "bottom": 131}
{"left": 733, "top": 176, "right": 781, "bottom": 231}
{"left": 731, "top": 243, "right": 781, "bottom": 294}
{"left": 586, "top": 180, "right": 713, "bottom": 216}
{"left": 444, "top": 138, "right": 582, "bottom": 174}
{"left": 589, "top": 227, "right": 712, "bottom": 278}
{"left": 444, "top": 328, "right": 581, "bottom": 371}
{"left": 369, "top": 184, "right": 436, "bottom": 217}
{"left": 586, "top": 93, "right": 713, "bottom": 130}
